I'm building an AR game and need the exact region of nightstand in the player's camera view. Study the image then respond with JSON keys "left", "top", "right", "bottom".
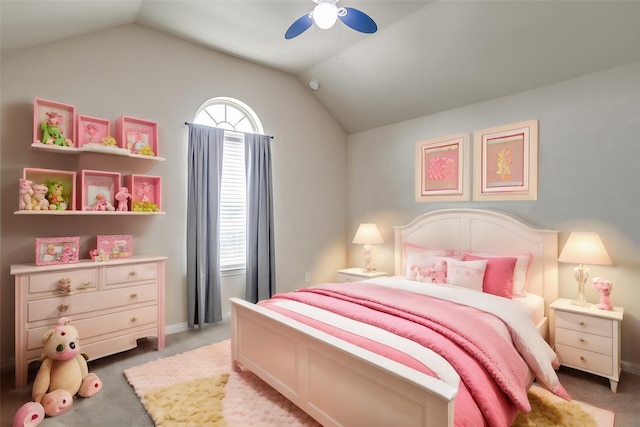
{"left": 550, "top": 298, "right": 624, "bottom": 392}
{"left": 337, "top": 268, "right": 388, "bottom": 283}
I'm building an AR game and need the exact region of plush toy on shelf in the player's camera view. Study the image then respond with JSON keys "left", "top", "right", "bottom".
{"left": 45, "top": 180, "right": 67, "bottom": 211}
{"left": 30, "top": 184, "right": 50, "bottom": 211}
{"left": 593, "top": 277, "right": 613, "bottom": 310}
{"left": 89, "top": 193, "right": 115, "bottom": 211}
{"left": 12, "top": 317, "right": 103, "bottom": 427}
{"left": 40, "top": 112, "right": 73, "bottom": 147}
{"left": 19, "top": 178, "right": 34, "bottom": 210}
{"left": 114, "top": 187, "right": 132, "bottom": 211}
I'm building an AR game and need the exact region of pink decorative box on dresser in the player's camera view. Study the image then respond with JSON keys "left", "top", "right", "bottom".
{"left": 11, "top": 256, "right": 167, "bottom": 388}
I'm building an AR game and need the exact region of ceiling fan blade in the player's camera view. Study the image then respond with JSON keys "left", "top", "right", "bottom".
{"left": 338, "top": 7, "right": 377, "bottom": 34}
{"left": 285, "top": 13, "right": 313, "bottom": 39}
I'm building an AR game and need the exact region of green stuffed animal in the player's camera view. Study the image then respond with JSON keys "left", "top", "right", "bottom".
{"left": 41, "top": 112, "right": 73, "bottom": 147}
{"left": 45, "top": 180, "right": 68, "bottom": 211}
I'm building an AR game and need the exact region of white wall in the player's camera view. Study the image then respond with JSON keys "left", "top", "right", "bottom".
{"left": 347, "top": 61, "right": 640, "bottom": 368}
{"left": 0, "top": 25, "right": 348, "bottom": 366}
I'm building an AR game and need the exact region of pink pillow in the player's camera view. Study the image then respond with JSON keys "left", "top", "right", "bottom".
{"left": 464, "top": 251, "right": 532, "bottom": 297}
{"left": 463, "top": 254, "right": 517, "bottom": 298}
{"left": 404, "top": 243, "right": 454, "bottom": 280}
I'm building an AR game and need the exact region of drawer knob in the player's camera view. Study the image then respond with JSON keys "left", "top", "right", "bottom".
{"left": 130, "top": 317, "right": 137, "bottom": 323}
{"left": 130, "top": 293, "right": 138, "bottom": 299}
{"left": 57, "top": 278, "right": 71, "bottom": 294}
{"left": 579, "top": 338, "right": 585, "bottom": 343}
{"left": 129, "top": 271, "right": 137, "bottom": 277}
{"left": 57, "top": 304, "right": 69, "bottom": 313}
{"left": 77, "top": 282, "right": 93, "bottom": 290}
{"left": 580, "top": 356, "right": 586, "bottom": 363}
{"left": 579, "top": 321, "right": 585, "bottom": 326}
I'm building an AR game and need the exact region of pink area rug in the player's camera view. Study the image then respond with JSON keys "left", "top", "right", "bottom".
{"left": 124, "top": 339, "right": 614, "bottom": 427}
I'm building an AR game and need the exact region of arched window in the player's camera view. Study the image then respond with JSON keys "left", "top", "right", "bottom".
{"left": 194, "top": 97, "right": 263, "bottom": 272}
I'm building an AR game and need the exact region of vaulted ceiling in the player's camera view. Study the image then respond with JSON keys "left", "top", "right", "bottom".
{"left": 3, "top": 1, "right": 640, "bottom": 133}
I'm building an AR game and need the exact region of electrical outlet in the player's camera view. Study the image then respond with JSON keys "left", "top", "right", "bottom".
{"left": 305, "top": 272, "right": 311, "bottom": 283}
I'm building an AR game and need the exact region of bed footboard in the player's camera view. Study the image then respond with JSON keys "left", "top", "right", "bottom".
{"left": 230, "top": 298, "right": 457, "bottom": 427}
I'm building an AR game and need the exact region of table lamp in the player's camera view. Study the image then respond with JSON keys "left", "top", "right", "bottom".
{"left": 558, "top": 232, "right": 612, "bottom": 307}
{"left": 352, "top": 223, "right": 383, "bottom": 272}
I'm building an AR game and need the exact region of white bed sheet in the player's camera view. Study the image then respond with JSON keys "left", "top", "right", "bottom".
{"left": 513, "top": 292, "right": 545, "bottom": 326}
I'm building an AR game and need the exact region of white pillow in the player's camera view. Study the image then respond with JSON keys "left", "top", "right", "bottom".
{"left": 446, "top": 259, "right": 488, "bottom": 292}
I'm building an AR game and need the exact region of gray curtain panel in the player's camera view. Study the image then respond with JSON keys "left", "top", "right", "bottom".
{"left": 245, "top": 133, "right": 275, "bottom": 303}
{"left": 186, "top": 123, "right": 225, "bottom": 327}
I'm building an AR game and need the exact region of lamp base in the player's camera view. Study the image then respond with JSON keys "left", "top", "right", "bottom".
{"left": 571, "top": 299, "right": 591, "bottom": 308}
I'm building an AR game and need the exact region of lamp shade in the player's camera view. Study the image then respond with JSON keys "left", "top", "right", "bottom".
{"left": 558, "top": 232, "right": 612, "bottom": 265}
{"left": 352, "top": 223, "right": 383, "bottom": 245}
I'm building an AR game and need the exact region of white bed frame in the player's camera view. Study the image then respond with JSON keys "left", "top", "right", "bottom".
{"left": 230, "top": 209, "right": 558, "bottom": 427}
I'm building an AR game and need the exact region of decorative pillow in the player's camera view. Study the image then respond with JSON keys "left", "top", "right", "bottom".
{"left": 404, "top": 243, "right": 454, "bottom": 280}
{"left": 463, "top": 254, "right": 517, "bottom": 298}
{"left": 464, "top": 251, "right": 532, "bottom": 298}
{"left": 445, "top": 259, "right": 488, "bottom": 292}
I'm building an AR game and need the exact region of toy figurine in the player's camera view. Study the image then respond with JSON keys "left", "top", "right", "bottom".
{"left": 45, "top": 180, "right": 67, "bottom": 211}
{"left": 90, "top": 193, "right": 114, "bottom": 211}
{"left": 84, "top": 123, "right": 99, "bottom": 144}
{"left": 593, "top": 277, "right": 613, "bottom": 310}
{"left": 114, "top": 187, "right": 132, "bottom": 211}
{"left": 19, "top": 178, "right": 34, "bottom": 210}
{"left": 41, "top": 112, "right": 73, "bottom": 147}
{"left": 31, "top": 184, "right": 50, "bottom": 210}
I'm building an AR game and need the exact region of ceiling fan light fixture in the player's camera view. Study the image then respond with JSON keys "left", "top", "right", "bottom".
{"left": 313, "top": 2, "right": 338, "bottom": 29}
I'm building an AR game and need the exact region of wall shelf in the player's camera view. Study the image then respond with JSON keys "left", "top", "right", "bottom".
{"left": 29, "top": 142, "right": 166, "bottom": 161}
{"left": 14, "top": 210, "right": 165, "bottom": 216}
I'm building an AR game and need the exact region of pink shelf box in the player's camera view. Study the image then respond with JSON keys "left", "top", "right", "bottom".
{"left": 23, "top": 168, "right": 77, "bottom": 211}
{"left": 33, "top": 98, "right": 76, "bottom": 148}
{"left": 116, "top": 115, "right": 159, "bottom": 157}
{"left": 80, "top": 169, "right": 121, "bottom": 211}
{"left": 76, "top": 114, "right": 111, "bottom": 148}
{"left": 123, "top": 174, "right": 162, "bottom": 212}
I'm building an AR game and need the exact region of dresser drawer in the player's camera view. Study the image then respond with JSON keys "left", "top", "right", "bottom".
{"left": 337, "top": 273, "right": 359, "bottom": 282}
{"left": 27, "top": 269, "right": 98, "bottom": 298}
{"left": 555, "top": 310, "right": 612, "bottom": 337}
{"left": 27, "top": 283, "right": 158, "bottom": 323}
{"left": 27, "top": 305, "right": 158, "bottom": 352}
{"left": 556, "top": 343, "right": 613, "bottom": 376}
{"left": 555, "top": 328, "right": 613, "bottom": 356}
{"left": 105, "top": 262, "right": 158, "bottom": 286}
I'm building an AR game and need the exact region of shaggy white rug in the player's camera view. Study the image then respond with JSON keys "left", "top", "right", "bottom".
{"left": 124, "top": 339, "right": 614, "bottom": 427}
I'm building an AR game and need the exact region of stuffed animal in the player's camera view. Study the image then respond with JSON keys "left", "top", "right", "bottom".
{"left": 30, "top": 184, "right": 50, "bottom": 211}
{"left": 40, "top": 112, "right": 73, "bottom": 147}
{"left": 592, "top": 277, "right": 613, "bottom": 310}
{"left": 90, "top": 193, "right": 115, "bottom": 211}
{"left": 430, "top": 259, "right": 447, "bottom": 284}
{"left": 114, "top": 187, "right": 132, "bottom": 211}
{"left": 19, "top": 178, "right": 34, "bottom": 210}
{"left": 45, "top": 180, "right": 67, "bottom": 211}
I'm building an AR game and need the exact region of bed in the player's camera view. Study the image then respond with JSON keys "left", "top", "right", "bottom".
{"left": 230, "top": 209, "right": 562, "bottom": 427}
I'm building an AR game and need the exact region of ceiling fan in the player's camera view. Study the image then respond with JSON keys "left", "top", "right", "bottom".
{"left": 285, "top": 0, "right": 378, "bottom": 40}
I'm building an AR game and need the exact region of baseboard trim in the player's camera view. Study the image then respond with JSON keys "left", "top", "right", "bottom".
{"left": 621, "top": 360, "right": 640, "bottom": 376}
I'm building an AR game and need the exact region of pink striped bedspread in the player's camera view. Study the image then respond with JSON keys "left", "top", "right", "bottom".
{"left": 260, "top": 281, "right": 568, "bottom": 427}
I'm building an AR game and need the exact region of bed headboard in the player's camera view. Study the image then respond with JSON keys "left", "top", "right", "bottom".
{"left": 394, "top": 209, "right": 559, "bottom": 315}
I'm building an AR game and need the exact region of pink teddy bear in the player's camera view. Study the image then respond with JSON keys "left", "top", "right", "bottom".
{"left": 115, "top": 187, "right": 132, "bottom": 211}
{"left": 429, "top": 259, "right": 447, "bottom": 284}
{"left": 592, "top": 277, "right": 613, "bottom": 310}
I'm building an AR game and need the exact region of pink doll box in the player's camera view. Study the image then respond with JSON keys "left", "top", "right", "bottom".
{"left": 80, "top": 170, "right": 121, "bottom": 211}
{"left": 115, "top": 115, "right": 158, "bottom": 157}
{"left": 76, "top": 115, "right": 110, "bottom": 148}
{"left": 123, "top": 174, "right": 162, "bottom": 212}
{"left": 33, "top": 98, "right": 76, "bottom": 147}
{"left": 23, "top": 168, "right": 77, "bottom": 211}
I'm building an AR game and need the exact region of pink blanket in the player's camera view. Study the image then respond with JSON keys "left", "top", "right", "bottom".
{"left": 262, "top": 282, "right": 534, "bottom": 427}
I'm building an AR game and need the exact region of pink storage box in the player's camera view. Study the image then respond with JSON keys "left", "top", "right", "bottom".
{"left": 123, "top": 174, "right": 162, "bottom": 212}
{"left": 23, "top": 168, "right": 77, "bottom": 211}
{"left": 76, "top": 114, "right": 110, "bottom": 148}
{"left": 115, "top": 115, "right": 159, "bottom": 157}
{"left": 79, "top": 169, "right": 121, "bottom": 211}
{"left": 33, "top": 98, "right": 76, "bottom": 146}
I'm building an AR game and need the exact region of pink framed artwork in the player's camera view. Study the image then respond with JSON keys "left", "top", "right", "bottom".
{"left": 76, "top": 115, "right": 110, "bottom": 147}
{"left": 80, "top": 170, "right": 121, "bottom": 211}
{"left": 32, "top": 98, "right": 77, "bottom": 149}
{"left": 36, "top": 236, "right": 80, "bottom": 266}
{"left": 97, "top": 235, "right": 133, "bottom": 259}
{"left": 415, "top": 133, "right": 470, "bottom": 202}
{"left": 115, "top": 115, "right": 158, "bottom": 157}
{"left": 473, "top": 120, "right": 538, "bottom": 201}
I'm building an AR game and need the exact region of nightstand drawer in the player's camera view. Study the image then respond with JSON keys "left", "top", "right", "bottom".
{"left": 556, "top": 310, "right": 612, "bottom": 337}
{"left": 556, "top": 343, "right": 613, "bottom": 376}
{"left": 555, "top": 328, "right": 613, "bottom": 356}
{"left": 338, "top": 273, "right": 360, "bottom": 282}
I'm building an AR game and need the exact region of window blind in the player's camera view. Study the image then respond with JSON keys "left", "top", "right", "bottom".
{"left": 219, "top": 133, "right": 246, "bottom": 271}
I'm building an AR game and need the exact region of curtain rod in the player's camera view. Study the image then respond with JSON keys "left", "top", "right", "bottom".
{"left": 184, "top": 122, "right": 274, "bottom": 139}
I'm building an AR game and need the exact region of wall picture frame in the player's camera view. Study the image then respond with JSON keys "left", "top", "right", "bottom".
{"left": 472, "top": 120, "right": 538, "bottom": 201}
{"left": 97, "top": 234, "right": 133, "bottom": 259}
{"left": 35, "top": 236, "right": 80, "bottom": 266}
{"left": 415, "top": 133, "right": 470, "bottom": 202}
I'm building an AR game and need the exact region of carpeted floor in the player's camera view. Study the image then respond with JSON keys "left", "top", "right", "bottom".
{"left": 124, "top": 339, "right": 614, "bottom": 427}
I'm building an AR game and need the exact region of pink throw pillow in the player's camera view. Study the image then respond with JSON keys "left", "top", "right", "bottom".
{"left": 463, "top": 254, "right": 517, "bottom": 298}
{"left": 464, "top": 251, "right": 532, "bottom": 297}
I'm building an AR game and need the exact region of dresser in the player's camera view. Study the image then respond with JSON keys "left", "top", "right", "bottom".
{"left": 337, "top": 268, "right": 388, "bottom": 283}
{"left": 550, "top": 298, "right": 623, "bottom": 392}
{"left": 12, "top": 256, "right": 166, "bottom": 388}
